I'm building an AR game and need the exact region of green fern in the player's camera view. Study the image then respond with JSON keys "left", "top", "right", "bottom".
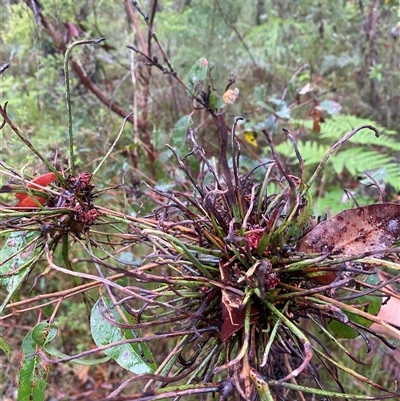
{"left": 275, "top": 140, "right": 329, "bottom": 166}
{"left": 330, "top": 148, "right": 393, "bottom": 176}
{"left": 277, "top": 115, "right": 400, "bottom": 192}
{"left": 320, "top": 115, "right": 398, "bottom": 151}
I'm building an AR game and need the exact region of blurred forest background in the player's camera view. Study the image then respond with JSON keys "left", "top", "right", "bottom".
{"left": 1, "top": 0, "right": 399, "bottom": 215}
{"left": 1, "top": 0, "right": 400, "bottom": 400}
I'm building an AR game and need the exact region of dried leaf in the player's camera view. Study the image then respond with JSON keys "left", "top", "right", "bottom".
{"left": 219, "top": 261, "right": 244, "bottom": 340}
{"left": 220, "top": 290, "right": 246, "bottom": 341}
{"left": 222, "top": 88, "right": 239, "bottom": 104}
{"left": 298, "top": 83, "right": 313, "bottom": 95}
{"left": 219, "top": 261, "right": 258, "bottom": 340}
{"left": 308, "top": 105, "right": 325, "bottom": 133}
{"left": 298, "top": 203, "right": 400, "bottom": 256}
{"left": 298, "top": 203, "right": 400, "bottom": 284}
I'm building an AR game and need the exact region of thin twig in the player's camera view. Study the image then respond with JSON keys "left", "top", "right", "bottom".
{"left": 303, "top": 125, "right": 379, "bottom": 196}
{"left": 63, "top": 37, "right": 105, "bottom": 176}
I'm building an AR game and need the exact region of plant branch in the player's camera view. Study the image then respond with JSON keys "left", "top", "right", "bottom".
{"left": 23, "top": 0, "right": 143, "bottom": 128}
{"left": 303, "top": 125, "right": 379, "bottom": 196}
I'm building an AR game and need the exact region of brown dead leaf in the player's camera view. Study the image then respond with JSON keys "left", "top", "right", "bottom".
{"left": 308, "top": 104, "right": 325, "bottom": 133}
{"left": 297, "top": 203, "right": 400, "bottom": 283}
{"left": 76, "top": 364, "right": 91, "bottom": 383}
{"left": 298, "top": 203, "right": 400, "bottom": 256}
{"left": 219, "top": 261, "right": 258, "bottom": 340}
{"left": 219, "top": 261, "right": 245, "bottom": 341}
{"left": 220, "top": 290, "right": 246, "bottom": 341}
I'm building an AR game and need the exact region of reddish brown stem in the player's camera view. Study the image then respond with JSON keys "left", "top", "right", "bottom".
{"left": 23, "top": 0, "right": 157, "bottom": 167}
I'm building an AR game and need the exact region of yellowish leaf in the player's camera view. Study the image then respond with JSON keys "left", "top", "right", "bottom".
{"left": 222, "top": 88, "right": 239, "bottom": 104}
{"left": 244, "top": 131, "right": 258, "bottom": 147}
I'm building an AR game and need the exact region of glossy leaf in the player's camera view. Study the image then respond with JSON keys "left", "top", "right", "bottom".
{"left": 0, "top": 231, "right": 40, "bottom": 314}
{"left": 186, "top": 58, "right": 208, "bottom": 95}
{"left": 18, "top": 323, "right": 53, "bottom": 401}
{"left": 90, "top": 296, "right": 157, "bottom": 374}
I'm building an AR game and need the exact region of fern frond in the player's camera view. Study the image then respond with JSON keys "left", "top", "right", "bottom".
{"left": 319, "top": 115, "right": 398, "bottom": 150}
{"left": 385, "top": 165, "right": 400, "bottom": 191}
{"left": 275, "top": 140, "right": 329, "bottom": 166}
{"left": 331, "top": 148, "right": 393, "bottom": 176}
{"left": 312, "top": 188, "right": 358, "bottom": 216}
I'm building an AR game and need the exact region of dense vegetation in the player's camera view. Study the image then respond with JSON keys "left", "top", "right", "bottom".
{"left": 1, "top": 1, "right": 399, "bottom": 400}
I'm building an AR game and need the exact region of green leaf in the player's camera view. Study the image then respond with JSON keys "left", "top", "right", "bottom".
{"left": 209, "top": 91, "right": 225, "bottom": 109}
{"left": 319, "top": 100, "right": 342, "bottom": 115}
{"left": 90, "top": 296, "right": 157, "bottom": 374}
{"left": 0, "top": 231, "right": 40, "bottom": 315}
{"left": 329, "top": 281, "right": 382, "bottom": 339}
{"left": 31, "top": 322, "right": 111, "bottom": 366}
{"left": 172, "top": 114, "right": 193, "bottom": 154}
{"left": 32, "top": 322, "right": 58, "bottom": 346}
{"left": 275, "top": 105, "right": 291, "bottom": 120}
{"left": 186, "top": 58, "right": 208, "bottom": 95}
{"left": 256, "top": 99, "right": 276, "bottom": 114}
{"left": 43, "top": 344, "right": 110, "bottom": 365}
{"left": 0, "top": 335, "right": 11, "bottom": 361}
{"left": 18, "top": 323, "right": 52, "bottom": 401}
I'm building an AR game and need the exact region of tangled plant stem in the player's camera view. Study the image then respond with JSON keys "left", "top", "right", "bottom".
{"left": 1, "top": 8, "right": 399, "bottom": 397}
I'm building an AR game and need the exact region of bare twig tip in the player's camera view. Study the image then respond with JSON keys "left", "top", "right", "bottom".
{"left": 0, "top": 63, "right": 10, "bottom": 75}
